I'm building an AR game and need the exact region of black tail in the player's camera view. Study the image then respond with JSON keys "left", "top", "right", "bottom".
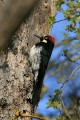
{"left": 32, "top": 72, "right": 45, "bottom": 113}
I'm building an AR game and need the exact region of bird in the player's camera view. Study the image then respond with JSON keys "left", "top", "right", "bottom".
{"left": 29, "top": 34, "right": 55, "bottom": 112}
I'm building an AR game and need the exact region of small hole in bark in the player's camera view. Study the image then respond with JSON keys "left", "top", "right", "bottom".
{"left": 13, "top": 47, "right": 18, "bottom": 55}
{"left": 0, "top": 98, "right": 7, "bottom": 108}
{"left": 26, "top": 98, "right": 32, "bottom": 104}
{"left": 37, "top": 7, "right": 39, "bottom": 9}
{"left": 27, "top": 43, "right": 28, "bottom": 46}
{"left": 45, "top": 0, "right": 48, "bottom": 3}
{"left": 23, "top": 110, "right": 26, "bottom": 113}
{"left": 45, "top": 6, "right": 48, "bottom": 9}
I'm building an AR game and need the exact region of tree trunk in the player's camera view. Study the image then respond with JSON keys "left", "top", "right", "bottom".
{"left": 0, "top": 0, "right": 56, "bottom": 120}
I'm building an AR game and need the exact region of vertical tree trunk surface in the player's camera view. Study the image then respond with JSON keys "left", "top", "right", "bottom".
{"left": 0, "top": 0, "right": 56, "bottom": 120}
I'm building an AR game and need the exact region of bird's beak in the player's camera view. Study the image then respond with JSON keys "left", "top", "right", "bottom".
{"left": 34, "top": 34, "right": 42, "bottom": 39}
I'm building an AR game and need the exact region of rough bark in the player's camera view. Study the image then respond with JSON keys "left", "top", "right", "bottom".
{"left": 0, "top": 0, "right": 57, "bottom": 120}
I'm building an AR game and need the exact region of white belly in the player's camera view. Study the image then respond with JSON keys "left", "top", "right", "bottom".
{"left": 29, "top": 45, "right": 42, "bottom": 80}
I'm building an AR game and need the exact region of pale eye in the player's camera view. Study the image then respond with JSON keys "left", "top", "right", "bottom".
{"left": 44, "top": 36, "right": 48, "bottom": 40}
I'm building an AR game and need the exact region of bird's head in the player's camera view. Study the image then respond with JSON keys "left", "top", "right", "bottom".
{"left": 34, "top": 35, "right": 55, "bottom": 44}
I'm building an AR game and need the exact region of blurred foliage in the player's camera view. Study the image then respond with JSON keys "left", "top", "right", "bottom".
{"left": 48, "top": 16, "right": 55, "bottom": 27}
{"left": 47, "top": 89, "right": 62, "bottom": 109}
{"left": 47, "top": 0, "right": 80, "bottom": 120}
{"left": 48, "top": 0, "right": 80, "bottom": 77}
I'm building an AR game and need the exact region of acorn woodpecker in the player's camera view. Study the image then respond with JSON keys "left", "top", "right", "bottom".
{"left": 29, "top": 35, "right": 55, "bottom": 112}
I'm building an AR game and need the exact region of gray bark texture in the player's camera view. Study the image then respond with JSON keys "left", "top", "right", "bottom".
{"left": 0, "top": 0, "right": 57, "bottom": 120}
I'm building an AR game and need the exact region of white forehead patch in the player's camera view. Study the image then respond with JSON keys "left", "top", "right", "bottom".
{"left": 42, "top": 39, "right": 47, "bottom": 43}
